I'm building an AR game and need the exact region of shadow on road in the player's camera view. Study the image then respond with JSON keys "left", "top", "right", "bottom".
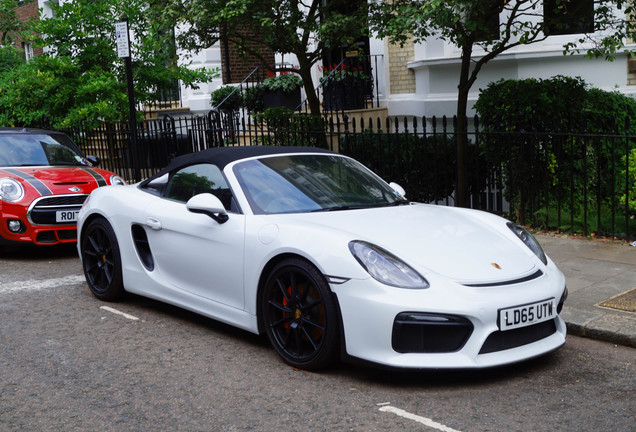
{"left": 0, "top": 243, "right": 79, "bottom": 260}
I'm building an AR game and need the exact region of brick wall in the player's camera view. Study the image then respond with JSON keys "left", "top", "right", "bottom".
{"left": 388, "top": 37, "right": 416, "bottom": 94}
{"left": 220, "top": 30, "right": 275, "bottom": 84}
{"left": 14, "top": 1, "right": 43, "bottom": 57}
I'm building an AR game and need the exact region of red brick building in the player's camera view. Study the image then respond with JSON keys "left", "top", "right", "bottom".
{"left": 9, "top": 0, "right": 43, "bottom": 59}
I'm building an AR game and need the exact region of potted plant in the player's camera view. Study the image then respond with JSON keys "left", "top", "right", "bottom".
{"left": 211, "top": 85, "right": 242, "bottom": 113}
{"left": 320, "top": 64, "right": 372, "bottom": 111}
{"left": 261, "top": 74, "right": 303, "bottom": 110}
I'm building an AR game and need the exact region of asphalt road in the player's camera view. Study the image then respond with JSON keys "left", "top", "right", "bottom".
{"left": 1, "top": 245, "right": 634, "bottom": 432}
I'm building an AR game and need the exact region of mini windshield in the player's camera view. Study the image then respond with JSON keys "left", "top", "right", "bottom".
{"left": 0, "top": 133, "right": 87, "bottom": 167}
{"left": 233, "top": 154, "right": 406, "bottom": 214}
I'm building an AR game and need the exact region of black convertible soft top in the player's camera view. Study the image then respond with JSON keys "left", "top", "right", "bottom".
{"left": 145, "top": 145, "right": 335, "bottom": 183}
{"left": 167, "top": 145, "right": 334, "bottom": 171}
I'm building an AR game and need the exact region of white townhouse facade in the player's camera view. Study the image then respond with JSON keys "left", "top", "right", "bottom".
{"left": 18, "top": 1, "right": 633, "bottom": 117}
{"left": 179, "top": 1, "right": 636, "bottom": 117}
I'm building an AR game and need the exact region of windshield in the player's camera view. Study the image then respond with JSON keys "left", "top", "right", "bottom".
{"left": 233, "top": 154, "right": 406, "bottom": 214}
{"left": 0, "top": 133, "right": 87, "bottom": 167}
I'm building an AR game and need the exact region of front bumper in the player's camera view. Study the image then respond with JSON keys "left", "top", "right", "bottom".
{"left": 1, "top": 199, "right": 81, "bottom": 245}
{"left": 331, "top": 266, "right": 567, "bottom": 369}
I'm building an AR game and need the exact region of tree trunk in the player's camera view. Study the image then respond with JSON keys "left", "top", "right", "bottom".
{"left": 455, "top": 45, "right": 473, "bottom": 208}
{"left": 298, "top": 65, "right": 321, "bottom": 116}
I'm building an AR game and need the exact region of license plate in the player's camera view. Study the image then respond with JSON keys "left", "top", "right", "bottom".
{"left": 498, "top": 298, "right": 556, "bottom": 331}
{"left": 56, "top": 210, "right": 80, "bottom": 223}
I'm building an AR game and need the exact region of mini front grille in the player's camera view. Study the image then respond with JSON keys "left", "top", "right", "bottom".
{"left": 35, "top": 229, "right": 77, "bottom": 243}
{"left": 36, "top": 231, "right": 57, "bottom": 243}
{"left": 57, "top": 229, "right": 77, "bottom": 240}
{"left": 32, "top": 195, "right": 88, "bottom": 208}
{"left": 28, "top": 194, "right": 88, "bottom": 226}
{"left": 479, "top": 319, "right": 557, "bottom": 354}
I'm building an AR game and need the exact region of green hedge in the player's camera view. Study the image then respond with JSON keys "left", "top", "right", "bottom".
{"left": 253, "top": 107, "right": 327, "bottom": 148}
{"left": 475, "top": 76, "right": 636, "bottom": 220}
{"left": 340, "top": 132, "right": 491, "bottom": 204}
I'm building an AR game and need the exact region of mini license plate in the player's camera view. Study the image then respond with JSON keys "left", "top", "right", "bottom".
{"left": 56, "top": 210, "right": 80, "bottom": 223}
{"left": 498, "top": 298, "right": 556, "bottom": 331}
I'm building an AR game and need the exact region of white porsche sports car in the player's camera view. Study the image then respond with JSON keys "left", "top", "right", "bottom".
{"left": 77, "top": 146, "right": 567, "bottom": 370}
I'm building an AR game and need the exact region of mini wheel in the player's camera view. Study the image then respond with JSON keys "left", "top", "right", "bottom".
{"left": 260, "top": 258, "right": 339, "bottom": 370}
{"left": 80, "top": 217, "right": 124, "bottom": 301}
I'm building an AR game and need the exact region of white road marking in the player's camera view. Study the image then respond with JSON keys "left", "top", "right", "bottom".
{"left": 379, "top": 405, "right": 463, "bottom": 432}
{"left": 100, "top": 306, "right": 139, "bottom": 321}
{"left": 0, "top": 275, "right": 85, "bottom": 295}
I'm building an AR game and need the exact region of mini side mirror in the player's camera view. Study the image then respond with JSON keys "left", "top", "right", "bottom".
{"left": 86, "top": 155, "right": 101, "bottom": 166}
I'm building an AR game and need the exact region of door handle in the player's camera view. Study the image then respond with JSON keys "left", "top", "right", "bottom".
{"left": 145, "top": 217, "right": 162, "bottom": 230}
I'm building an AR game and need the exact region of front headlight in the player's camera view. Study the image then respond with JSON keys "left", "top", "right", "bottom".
{"left": 0, "top": 178, "right": 24, "bottom": 202}
{"left": 110, "top": 175, "right": 127, "bottom": 186}
{"left": 507, "top": 222, "right": 547, "bottom": 265}
{"left": 349, "top": 241, "right": 429, "bottom": 289}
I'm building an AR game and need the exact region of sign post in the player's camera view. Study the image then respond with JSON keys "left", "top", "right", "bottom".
{"left": 115, "top": 18, "right": 140, "bottom": 182}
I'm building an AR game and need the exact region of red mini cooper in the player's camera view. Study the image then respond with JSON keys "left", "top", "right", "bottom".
{"left": 0, "top": 128, "right": 126, "bottom": 246}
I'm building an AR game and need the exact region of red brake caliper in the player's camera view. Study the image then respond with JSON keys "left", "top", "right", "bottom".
{"left": 283, "top": 286, "right": 292, "bottom": 330}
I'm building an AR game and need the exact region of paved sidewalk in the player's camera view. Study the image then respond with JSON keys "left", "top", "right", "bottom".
{"left": 536, "top": 233, "right": 636, "bottom": 348}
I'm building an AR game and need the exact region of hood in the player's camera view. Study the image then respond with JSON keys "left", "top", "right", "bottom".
{"left": 282, "top": 204, "right": 539, "bottom": 284}
{"left": 0, "top": 166, "right": 110, "bottom": 196}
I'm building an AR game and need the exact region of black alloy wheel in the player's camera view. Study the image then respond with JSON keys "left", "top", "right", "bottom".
{"left": 81, "top": 217, "right": 124, "bottom": 301}
{"left": 261, "top": 258, "right": 339, "bottom": 370}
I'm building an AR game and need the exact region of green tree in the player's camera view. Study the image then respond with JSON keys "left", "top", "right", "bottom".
{"left": 0, "top": 55, "right": 82, "bottom": 127}
{"left": 163, "top": 0, "right": 369, "bottom": 116}
{"left": 0, "top": 0, "right": 216, "bottom": 128}
{"left": 370, "top": 0, "right": 635, "bottom": 207}
{"left": 0, "top": 0, "right": 21, "bottom": 46}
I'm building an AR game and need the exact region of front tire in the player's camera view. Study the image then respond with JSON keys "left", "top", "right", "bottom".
{"left": 260, "top": 258, "right": 340, "bottom": 370}
{"left": 80, "top": 217, "right": 124, "bottom": 301}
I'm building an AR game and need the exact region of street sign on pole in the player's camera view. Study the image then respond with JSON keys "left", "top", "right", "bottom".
{"left": 115, "top": 21, "right": 130, "bottom": 58}
{"left": 115, "top": 18, "right": 140, "bottom": 181}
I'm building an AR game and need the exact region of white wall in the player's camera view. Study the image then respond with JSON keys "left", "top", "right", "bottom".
{"left": 402, "top": 46, "right": 633, "bottom": 118}
{"left": 376, "top": 4, "right": 635, "bottom": 118}
{"left": 178, "top": 43, "right": 223, "bottom": 113}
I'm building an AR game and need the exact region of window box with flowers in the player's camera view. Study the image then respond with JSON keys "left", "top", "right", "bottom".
{"left": 320, "top": 64, "right": 372, "bottom": 111}
{"left": 262, "top": 74, "right": 303, "bottom": 110}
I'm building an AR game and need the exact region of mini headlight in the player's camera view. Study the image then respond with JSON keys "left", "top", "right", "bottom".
{"left": 0, "top": 178, "right": 24, "bottom": 202}
{"left": 110, "top": 175, "right": 126, "bottom": 186}
{"left": 507, "top": 222, "right": 547, "bottom": 265}
{"left": 349, "top": 241, "right": 429, "bottom": 289}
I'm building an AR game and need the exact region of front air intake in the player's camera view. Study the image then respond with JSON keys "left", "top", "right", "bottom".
{"left": 392, "top": 313, "right": 474, "bottom": 353}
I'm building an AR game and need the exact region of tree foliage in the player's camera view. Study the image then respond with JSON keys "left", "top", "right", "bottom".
{"left": 0, "top": 55, "right": 90, "bottom": 127}
{"left": 163, "top": 0, "right": 369, "bottom": 115}
{"left": 0, "top": 0, "right": 21, "bottom": 46}
{"left": 0, "top": 0, "right": 216, "bottom": 128}
{"left": 370, "top": 0, "right": 635, "bottom": 207}
{"left": 0, "top": 44, "right": 23, "bottom": 72}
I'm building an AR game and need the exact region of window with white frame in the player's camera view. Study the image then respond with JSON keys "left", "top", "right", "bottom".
{"left": 22, "top": 42, "right": 34, "bottom": 61}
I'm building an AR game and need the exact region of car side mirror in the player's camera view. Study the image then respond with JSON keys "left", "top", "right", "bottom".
{"left": 86, "top": 155, "right": 101, "bottom": 166}
{"left": 186, "top": 193, "right": 229, "bottom": 224}
{"left": 389, "top": 182, "right": 406, "bottom": 198}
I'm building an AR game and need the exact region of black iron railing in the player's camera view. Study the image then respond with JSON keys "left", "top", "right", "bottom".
{"left": 40, "top": 112, "right": 635, "bottom": 240}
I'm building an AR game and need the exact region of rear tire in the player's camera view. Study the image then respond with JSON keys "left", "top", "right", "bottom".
{"left": 80, "top": 218, "right": 124, "bottom": 301}
{"left": 260, "top": 258, "right": 339, "bottom": 370}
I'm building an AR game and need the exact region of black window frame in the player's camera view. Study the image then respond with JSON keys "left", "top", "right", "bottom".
{"left": 139, "top": 162, "right": 240, "bottom": 212}
{"left": 544, "top": 0, "right": 595, "bottom": 36}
